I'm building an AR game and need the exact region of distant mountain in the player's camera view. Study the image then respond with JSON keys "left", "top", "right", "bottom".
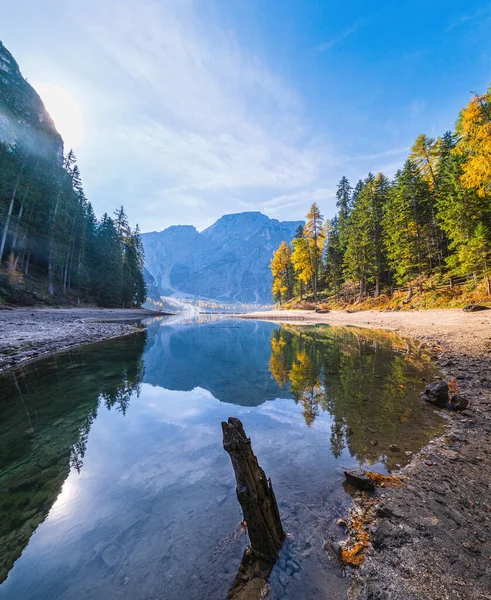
{"left": 142, "top": 212, "right": 303, "bottom": 304}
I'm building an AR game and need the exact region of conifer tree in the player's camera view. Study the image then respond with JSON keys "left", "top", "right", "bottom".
{"left": 457, "top": 86, "right": 491, "bottom": 197}
{"left": 323, "top": 217, "right": 344, "bottom": 298}
{"left": 93, "top": 214, "right": 123, "bottom": 307}
{"left": 303, "top": 203, "right": 325, "bottom": 301}
{"left": 344, "top": 175, "right": 376, "bottom": 299}
{"left": 270, "top": 241, "right": 295, "bottom": 304}
{"left": 382, "top": 161, "right": 432, "bottom": 296}
{"left": 335, "top": 176, "right": 352, "bottom": 250}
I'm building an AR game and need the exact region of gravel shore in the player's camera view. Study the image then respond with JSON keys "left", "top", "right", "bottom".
{"left": 0, "top": 307, "right": 167, "bottom": 375}
{"left": 242, "top": 308, "right": 491, "bottom": 600}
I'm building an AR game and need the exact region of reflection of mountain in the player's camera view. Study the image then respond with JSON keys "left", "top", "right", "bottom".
{"left": 269, "top": 325, "right": 442, "bottom": 470}
{"left": 0, "top": 334, "right": 146, "bottom": 584}
{"left": 143, "top": 320, "right": 291, "bottom": 406}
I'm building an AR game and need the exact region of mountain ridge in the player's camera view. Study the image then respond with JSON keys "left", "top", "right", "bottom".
{"left": 142, "top": 211, "right": 303, "bottom": 304}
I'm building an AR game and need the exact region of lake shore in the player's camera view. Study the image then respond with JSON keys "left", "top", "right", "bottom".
{"left": 0, "top": 307, "right": 168, "bottom": 375}
{"left": 242, "top": 308, "right": 491, "bottom": 600}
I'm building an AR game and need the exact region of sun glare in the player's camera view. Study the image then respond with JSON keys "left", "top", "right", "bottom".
{"left": 35, "top": 82, "right": 85, "bottom": 149}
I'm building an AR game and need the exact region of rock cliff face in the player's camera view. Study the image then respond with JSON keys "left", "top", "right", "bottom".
{"left": 0, "top": 41, "right": 63, "bottom": 160}
{"left": 142, "top": 212, "right": 303, "bottom": 304}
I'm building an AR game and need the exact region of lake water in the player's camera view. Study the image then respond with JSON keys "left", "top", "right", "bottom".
{"left": 0, "top": 317, "right": 442, "bottom": 600}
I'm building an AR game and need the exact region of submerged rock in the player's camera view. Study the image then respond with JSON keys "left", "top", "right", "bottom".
{"left": 420, "top": 381, "right": 449, "bottom": 408}
{"left": 344, "top": 469, "right": 375, "bottom": 492}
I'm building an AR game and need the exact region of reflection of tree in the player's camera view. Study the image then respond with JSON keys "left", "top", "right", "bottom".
{"left": 0, "top": 332, "right": 146, "bottom": 583}
{"left": 269, "top": 325, "right": 441, "bottom": 467}
{"left": 290, "top": 350, "right": 324, "bottom": 427}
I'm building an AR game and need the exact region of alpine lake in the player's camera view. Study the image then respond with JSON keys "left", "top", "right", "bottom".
{"left": 0, "top": 316, "right": 443, "bottom": 600}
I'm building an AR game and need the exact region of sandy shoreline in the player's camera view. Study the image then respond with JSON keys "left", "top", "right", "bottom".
{"left": 242, "top": 308, "right": 491, "bottom": 600}
{"left": 242, "top": 307, "right": 491, "bottom": 355}
{"left": 0, "top": 307, "right": 168, "bottom": 375}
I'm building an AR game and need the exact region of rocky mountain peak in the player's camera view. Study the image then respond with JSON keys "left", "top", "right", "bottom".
{"left": 0, "top": 41, "right": 63, "bottom": 161}
{"left": 143, "top": 212, "right": 303, "bottom": 304}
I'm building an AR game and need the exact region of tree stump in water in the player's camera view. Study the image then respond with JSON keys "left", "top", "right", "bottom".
{"left": 222, "top": 417, "right": 285, "bottom": 557}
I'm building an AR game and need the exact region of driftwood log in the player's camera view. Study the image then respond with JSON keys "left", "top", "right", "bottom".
{"left": 222, "top": 417, "right": 285, "bottom": 557}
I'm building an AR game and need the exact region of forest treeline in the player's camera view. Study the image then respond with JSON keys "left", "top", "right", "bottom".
{"left": 0, "top": 144, "right": 147, "bottom": 307}
{"left": 270, "top": 86, "right": 491, "bottom": 304}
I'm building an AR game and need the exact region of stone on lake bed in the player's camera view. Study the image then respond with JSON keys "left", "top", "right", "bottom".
{"left": 447, "top": 394, "right": 469, "bottom": 411}
{"left": 343, "top": 469, "right": 375, "bottom": 491}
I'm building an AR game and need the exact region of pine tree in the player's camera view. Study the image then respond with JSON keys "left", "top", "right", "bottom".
{"left": 372, "top": 173, "right": 390, "bottom": 296}
{"left": 323, "top": 217, "right": 344, "bottom": 298}
{"left": 344, "top": 175, "right": 376, "bottom": 299}
{"left": 383, "top": 161, "right": 433, "bottom": 296}
{"left": 93, "top": 214, "right": 123, "bottom": 307}
{"left": 335, "top": 176, "right": 352, "bottom": 250}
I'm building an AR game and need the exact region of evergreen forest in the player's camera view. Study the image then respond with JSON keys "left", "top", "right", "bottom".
{"left": 0, "top": 143, "right": 147, "bottom": 307}
{"left": 271, "top": 86, "right": 491, "bottom": 305}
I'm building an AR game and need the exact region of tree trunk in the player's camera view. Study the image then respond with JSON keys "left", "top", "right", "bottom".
{"left": 486, "top": 274, "right": 491, "bottom": 296}
{"left": 375, "top": 276, "right": 380, "bottom": 298}
{"left": 48, "top": 191, "right": 62, "bottom": 296}
{"left": 8, "top": 191, "right": 27, "bottom": 269}
{"left": 0, "top": 179, "right": 21, "bottom": 262}
{"left": 222, "top": 417, "right": 284, "bottom": 558}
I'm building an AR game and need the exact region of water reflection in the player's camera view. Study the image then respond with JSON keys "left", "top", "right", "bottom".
{"left": 143, "top": 319, "right": 292, "bottom": 405}
{"left": 0, "top": 320, "right": 442, "bottom": 600}
{"left": 0, "top": 333, "right": 146, "bottom": 584}
{"left": 269, "top": 325, "right": 438, "bottom": 468}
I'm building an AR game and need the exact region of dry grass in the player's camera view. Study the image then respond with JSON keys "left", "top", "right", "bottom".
{"left": 366, "top": 472, "right": 404, "bottom": 488}
{"left": 283, "top": 280, "right": 491, "bottom": 312}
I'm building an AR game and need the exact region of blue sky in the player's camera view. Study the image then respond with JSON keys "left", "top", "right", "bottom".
{"left": 2, "top": 0, "right": 491, "bottom": 232}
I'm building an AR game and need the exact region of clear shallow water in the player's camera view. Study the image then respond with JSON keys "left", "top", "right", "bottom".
{"left": 0, "top": 318, "right": 442, "bottom": 600}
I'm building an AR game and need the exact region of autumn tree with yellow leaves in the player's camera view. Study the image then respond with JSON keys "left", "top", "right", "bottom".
{"left": 458, "top": 88, "right": 491, "bottom": 197}
{"left": 290, "top": 203, "right": 325, "bottom": 301}
{"left": 270, "top": 241, "right": 295, "bottom": 304}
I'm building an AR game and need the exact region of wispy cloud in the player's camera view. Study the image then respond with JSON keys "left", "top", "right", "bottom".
{"left": 308, "top": 21, "right": 362, "bottom": 54}
{"left": 261, "top": 187, "right": 337, "bottom": 216}
{"left": 445, "top": 7, "right": 491, "bottom": 31}
{"left": 353, "top": 147, "right": 409, "bottom": 161}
